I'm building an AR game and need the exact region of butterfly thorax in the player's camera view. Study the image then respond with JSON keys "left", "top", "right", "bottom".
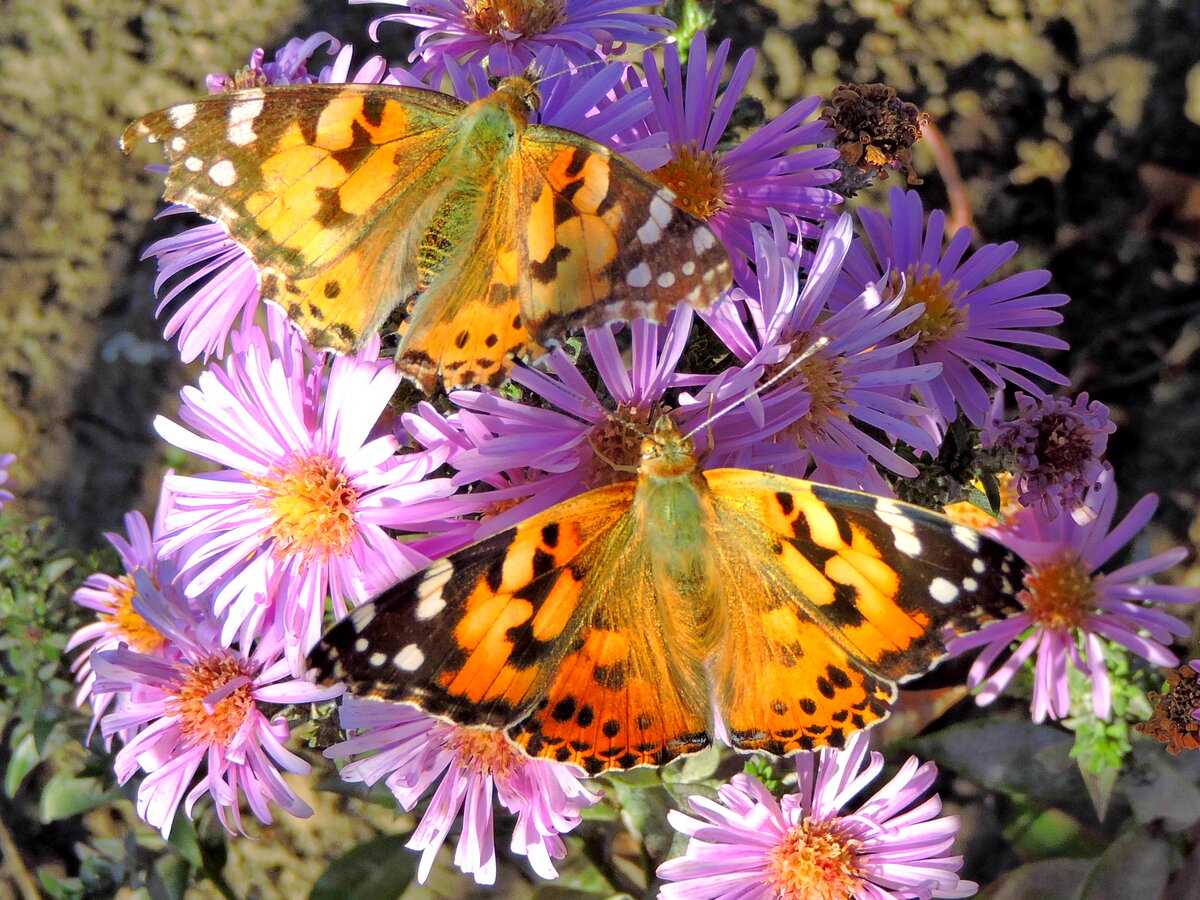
{"left": 452, "top": 78, "right": 536, "bottom": 163}
{"left": 634, "top": 418, "right": 722, "bottom": 647}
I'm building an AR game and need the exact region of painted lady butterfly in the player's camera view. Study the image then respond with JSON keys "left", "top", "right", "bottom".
{"left": 122, "top": 76, "right": 733, "bottom": 391}
{"left": 308, "top": 415, "right": 1025, "bottom": 775}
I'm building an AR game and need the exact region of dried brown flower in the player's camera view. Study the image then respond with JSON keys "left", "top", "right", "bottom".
{"left": 821, "top": 83, "right": 928, "bottom": 186}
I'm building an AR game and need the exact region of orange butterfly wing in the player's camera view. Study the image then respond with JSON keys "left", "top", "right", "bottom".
{"left": 703, "top": 470, "right": 1024, "bottom": 755}
{"left": 307, "top": 483, "right": 712, "bottom": 775}
{"left": 123, "top": 83, "right": 464, "bottom": 354}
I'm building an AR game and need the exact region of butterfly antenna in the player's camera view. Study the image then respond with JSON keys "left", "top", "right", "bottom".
{"left": 683, "top": 335, "right": 831, "bottom": 442}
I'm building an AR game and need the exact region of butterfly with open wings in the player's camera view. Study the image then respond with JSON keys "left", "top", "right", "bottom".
{"left": 308, "top": 413, "right": 1025, "bottom": 775}
{"left": 122, "top": 76, "right": 732, "bottom": 392}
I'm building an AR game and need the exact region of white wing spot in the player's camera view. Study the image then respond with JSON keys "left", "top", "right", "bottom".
{"left": 892, "top": 529, "right": 923, "bottom": 558}
{"left": 227, "top": 95, "right": 264, "bottom": 147}
{"left": 354, "top": 637, "right": 369, "bottom": 652}
{"left": 415, "top": 563, "right": 453, "bottom": 620}
{"left": 692, "top": 228, "right": 717, "bottom": 254}
{"left": 393, "top": 644, "right": 425, "bottom": 672}
{"left": 972, "top": 557, "right": 987, "bottom": 574}
{"left": 169, "top": 136, "right": 187, "bottom": 153}
{"left": 962, "top": 577, "right": 979, "bottom": 592}
{"left": 952, "top": 524, "right": 981, "bottom": 551}
{"left": 930, "top": 577, "right": 960, "bottom": 605}
{"left": 208, "top": 159, "right": 237, "bottom": 187}
{"left": 183, "top": 156, "right": 203, "bottom": 172}
{"left": 681, "top": 260, "right": 696, "bottom": 276}
{"left": 349, "top": 604, "right": 376, "bottom": 632}
{"left": 650, "top": 192, "right": 674, "bottom": 226}
{"left": 657, "top": 271, "right": 676, "bottom": 289}
{"left": 168, "top": 103, "right": 197, "bottom": 128}
{"left": 370, "top": 652, "right": 387, "bottom": 667}
{"left": 626, "top": 261, "right": 652, "bottom": 288}
{"left": 637, "top": 216, "right": 663, "bottom": 245}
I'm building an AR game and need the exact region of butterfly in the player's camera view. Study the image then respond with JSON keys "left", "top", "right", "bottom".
{"left": 307, "top": 414, "right": 1026, "bottom": 775}
{"left": 121, "top": 76, "right": 733, "bottom": 391}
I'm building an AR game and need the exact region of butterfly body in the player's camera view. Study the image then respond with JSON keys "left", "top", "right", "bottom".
{"left": 309, "top": 415, "right": 1026, "bottom": 775}
{"left": 123, "top": 77, "right": 733, "bottom": 390}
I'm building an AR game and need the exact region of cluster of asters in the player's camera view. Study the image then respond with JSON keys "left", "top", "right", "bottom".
{"left": 62, "top": 3, "right": 1200, "bottom": 897}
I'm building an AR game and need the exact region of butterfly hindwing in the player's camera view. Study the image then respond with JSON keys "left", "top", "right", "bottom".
{"left": 704, "top": 470, "right": 1025, "bottom": 754}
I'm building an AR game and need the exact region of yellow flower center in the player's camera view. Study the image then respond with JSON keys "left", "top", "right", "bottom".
{"left": 1021, "top": 558, "right": 1096, "bottom": 630}
{"left": 445, "top": 726, "right": 521, "bottom": 780}
{"left": 249, "top": 454, "right": 358, "bottom": 563}
{"left": 765, "top": 818, "right": 866, "bottom": 900}
{"left": 891, "top": 265, "right": 967, "bottom": 351}
{"left": 99, "top": 574, "right": 168, "bottom": 655}
{"left": 654, "top": 143, "right": 729, "bottom": 221}
{"left": 465, "top": 0, "right": 566, "bottom": 38}
{"left": 166, "top": 656, "right": 255, "bottom": 747}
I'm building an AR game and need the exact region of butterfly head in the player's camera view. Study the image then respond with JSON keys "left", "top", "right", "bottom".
{"left": 638, "top": 415, "right": 698, "bottom": 480}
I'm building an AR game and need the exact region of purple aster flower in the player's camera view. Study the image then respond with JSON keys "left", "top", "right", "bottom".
{"left": 690, "top": 212, "right": 940, "bottom": 492}
{"left": 982, "top": 391, "right": 1115, "bottom": 523}
{"left": 637, "top": 33, "right": 841, "bottom": 287}
{"left": 0, "top": 453, "right": 14, "bottom": 509}
{"left": 834, "top": 187, "right": 1070, "bottom": 428}
{"left": 145, "top": 38, "right": 393, "bottom": 363}
{"left": 658, "top": 731, "right": 975, "bottom": 900}
{"left": 404, "top": 311, "right": 703, "bottom": 534}
{"left": 67, "top": 484, "right": 180, "bottom": 741}
{"left": 948, "top": 472, "right": 1200, "bottom": 722}
{"left": 362, "top": 0, "right": 672, "bottom": 78}
{"left": 90, "top": 569, "right": 342, "bottom": 838}
{"left": 327, "top": 698, "right": 599, "bottom": 884}
{"left": 154, "top": 310, "right": 457, "bottom": 671}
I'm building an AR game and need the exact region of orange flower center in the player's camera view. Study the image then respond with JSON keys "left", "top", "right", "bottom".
{"left": 99, "top": 574, "right": 168, "bottom": 655}
{"left": 445, "top": 726, "right": 521, "bottom": 780}
{"left": 891, "top": 265, "right": 967, "bottom": 351}
{"left": 765, "top": 818, "right": 866, "bottom": 900}
{"left": 1021, "top": 558, "right": 1096, "bottom": 630}
{"left": 249, "top": 453, "right": 358, "bottom": 563}
{"left": 166, "top": 656, "right": 256, "bottom": 747}
{"left": 654, "top": 143, "right": 729, "bottom": 221}
{"left": 465, "top": 0, "right": 566, "bottom": 38}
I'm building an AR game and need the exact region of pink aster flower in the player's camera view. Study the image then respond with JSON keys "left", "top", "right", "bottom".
{"left": 948, "top": 472, "right": 1200, "bottom": 722}
{"left": 982, "top": 391, "right": 1114, "bottom": 523}
{"left": 154, "top": 310, "right": 457, "bottom": 671}
{"left": 327, "top": 698, "right": 599, "bottom": 884}
{"left": 0, "top": 453, "right": 14, "bottom": 509}
{"left": 362, "top": 0, "right": 672, "bottom": 78}
{"left": 145, "top": 37, "right": 393, "bottom": 363}
{"left": 658, "top": 731, "right": 975, "bottom": 900}
{"left": 90, "top": 569, "right": 342, "bottom": 838}
{"left": 404, "top": 311, "right": 705, "bottom": 535}
{"left": 67, "top": 485, "right": 180, "bottom": 741}
{"left": 692, "top": 212, "right": 940, "bottom": 492}
{"left": 637, "top": 34, "right": 840, "bottom": 287}
{"left": 835, "top": 187, "right": 1070, "bottom": 428}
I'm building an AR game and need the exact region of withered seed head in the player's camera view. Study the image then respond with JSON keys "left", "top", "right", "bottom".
{"left": 821, "top": 83, "right": 928, "bottom": 187}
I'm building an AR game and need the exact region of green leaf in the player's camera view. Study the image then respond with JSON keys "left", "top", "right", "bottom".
{"left": 980, "top": 858, "right": 1095, "bottom": 899}
{"left": 1077, "top": 828, "right": 1171, "bottom": 899}
{"left": 39, "top": 772, "right": 119, "bottom": 821}
{"left": 309, "top": 834, "right": 418, "bottom": 900}
{"left": 1001, "top": 803, "right": 1105, "bottom": 860}
{"left": 167, "top": 812, "right": 203, "bottom": 869}
{"left": 6, "top": 731, "right": 40, "bottom": 796}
